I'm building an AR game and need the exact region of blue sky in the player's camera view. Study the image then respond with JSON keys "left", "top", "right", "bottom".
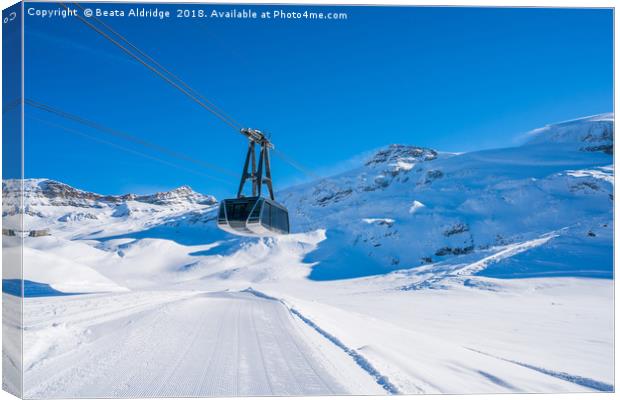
{"left": 23, "top": 4, "right": 613, "bottom": 198}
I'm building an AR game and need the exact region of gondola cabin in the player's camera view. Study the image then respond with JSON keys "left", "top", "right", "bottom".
{"left": 217, "top": 196, "right": 289, "bottom": 237}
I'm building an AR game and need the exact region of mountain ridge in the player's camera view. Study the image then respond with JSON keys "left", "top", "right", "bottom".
{"left": 4, "top": 112, "right": 614, "bottom": 286}
{"left": 2, "top": 179, "right": 217, "bottom": 214}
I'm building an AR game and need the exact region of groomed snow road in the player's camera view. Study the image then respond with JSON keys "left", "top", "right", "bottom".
{"left": 23, "top": 291, "right": 380, "bottom": 398}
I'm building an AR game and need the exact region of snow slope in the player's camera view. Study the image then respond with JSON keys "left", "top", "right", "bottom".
{"left": 2, "top": 113, "right": 614, "bottom": 396}
{"left": 279, "top": 119, "right": 613, "bottom": 280}
{"left": 22, "top": 291, "right": 382, "bottom": 398}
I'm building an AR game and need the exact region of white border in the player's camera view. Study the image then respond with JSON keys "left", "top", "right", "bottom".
{"left": 0, "top": 1, "right": 615, "bottom": 400}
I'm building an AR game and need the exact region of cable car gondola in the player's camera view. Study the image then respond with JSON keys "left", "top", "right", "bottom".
{"left": 217, "top": 128, "right": 290, "bottom": 237}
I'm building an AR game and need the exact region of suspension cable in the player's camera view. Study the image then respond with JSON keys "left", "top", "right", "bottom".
{"left": 26, "top": 99, "right": 238, "bottom": 178}
{"left": 28, "top": 115, "right": 233, "bottom": 185}
{"left": 71, "top": 2, "right": 245, "bottom": 131}
{"left": 59, "top": 2, "right": 241, "bottom": 131}
{"left": 61, "top": 2, "right": 321, "bottom": 182}
{"left": 272, "top": 149, "right": 321, "bottom": 180}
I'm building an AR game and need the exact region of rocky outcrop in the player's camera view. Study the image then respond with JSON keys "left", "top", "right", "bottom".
{"left": 365, "top": 145, "right": 438, "bottom": 166}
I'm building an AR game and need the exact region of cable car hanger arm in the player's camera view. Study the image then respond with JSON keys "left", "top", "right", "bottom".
{"left": 237, "top": 128, "right": 275, "bottom": 201}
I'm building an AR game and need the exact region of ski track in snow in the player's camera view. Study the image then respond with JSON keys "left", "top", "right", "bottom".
{"left": 289, "top": 308, "right": 400, "bottom": 394}
{"left": 465, "top": 348, "right": 614, "bottom": 392}
{"left": 401, "top": 232, "right": 559, "bottom": 291}
{"left": 243, "top": 288, "right": 399, "bottom": 394}
{"left": 23, "top": 291, "right": 365, "bottom": 398}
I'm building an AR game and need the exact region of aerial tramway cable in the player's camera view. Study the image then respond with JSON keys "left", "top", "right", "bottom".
{"left": 59, "top": 2, "right": 324, "bottom": 235}
{"left": 58, "top": 2, "right": 241, "bottom": 131}
{"left": 28, "top": 115, "right": 232, "bottom": 184}
{"left": 61, "top": 2, "right": 317, "bottom": 182}
{"left": 26, "top": 99, "right": 238, "bottom": 178}
{"left": 70, "top": 2, "right": 245, "bottom": 131}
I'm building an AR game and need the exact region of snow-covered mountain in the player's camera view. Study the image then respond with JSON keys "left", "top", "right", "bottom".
{"left": 3, "top": 179, "right": 217, "bottom": 233}
{"left": 3, "top": 179, "right": 216, "bottom": 211}
{"left": 4, "top": 112, "right": 613, "bottom": 286}
{"left": 2, "top": 181, "right": 222, "bottom": 290}
{"left": 280, "top": 114, "right": 613, "bottom": 280}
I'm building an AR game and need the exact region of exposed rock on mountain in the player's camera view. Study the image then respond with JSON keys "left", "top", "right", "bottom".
{"left": 525, "top": 113, "right": 613, "bottom": 154}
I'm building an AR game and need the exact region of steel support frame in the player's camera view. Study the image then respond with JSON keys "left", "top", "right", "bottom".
{"left": 236, "top": 139, "right": 275, "bottom": 200}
